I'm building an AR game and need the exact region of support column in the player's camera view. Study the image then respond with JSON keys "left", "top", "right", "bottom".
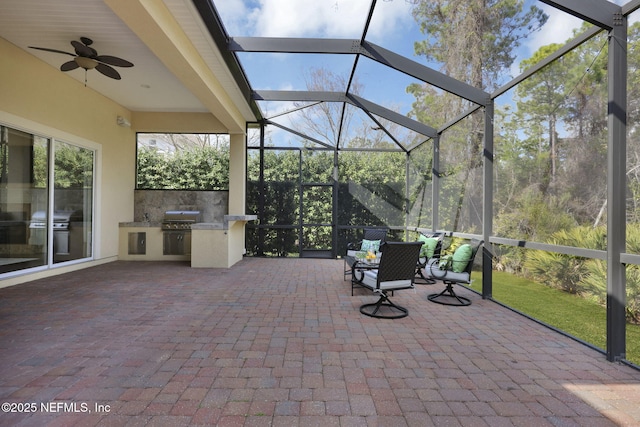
{"left": 227, "top": 132, "right": 249, "bottom": 267}
{"left": 432, "top": 135, "right": 440, "bottom": 231}
{"left": 483, "top": 102, "right": 494, "bottom": 299}
{"left": 191, "top": 131, "right": 252, "bottom": 269}
{"left": 607, "top": 13, "right": 627, "bottom": 362}
{"left": 228, "top": 132, "right": 246, "bottom": 215}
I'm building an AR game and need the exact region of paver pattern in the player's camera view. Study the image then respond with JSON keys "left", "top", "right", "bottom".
{"left": 1, "top": 258, "right": 640, "bottom": 426}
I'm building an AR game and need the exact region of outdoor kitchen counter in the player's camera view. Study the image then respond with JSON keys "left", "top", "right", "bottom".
{"left": 118, "top": 223, "right": 189, "bottom": 261}
{"left": 190, "top": 215, "right": 257, "bottom": 269}
{"left": 190, "top": 215, "right": 257, "bottom": 230}
{"left": 118, "top": 215, "right": 256, "bottom": 266}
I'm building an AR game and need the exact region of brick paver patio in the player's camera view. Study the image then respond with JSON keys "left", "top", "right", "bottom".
{"left": 1, "top": 258, "right": 639, "bottom": 426}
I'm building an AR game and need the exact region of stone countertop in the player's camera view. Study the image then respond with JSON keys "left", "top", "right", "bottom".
{"left": 224, "top": 215, "right": 257, "bottom": 222}
{"left": 192, "top": 215, "right": 257, "bottom": 230}
{"left": 120, "top": 215, "right": 256, "bottom": 230}
{"left": 118, "top": 222, "right": 161, "bottom": 227}
{"left": 190, "top": 222, "right": 225, "bottom": 230}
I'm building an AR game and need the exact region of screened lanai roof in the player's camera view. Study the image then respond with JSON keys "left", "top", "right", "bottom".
{"left": 198, "top": 0, "right": 631, "bottom": 152}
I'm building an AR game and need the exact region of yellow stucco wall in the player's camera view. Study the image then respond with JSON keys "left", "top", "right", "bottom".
{"left": 0, "top": 38, "right": 251, "bottom": 287}
{"left": 0, "top": 37, "right": 247, "bottom": 287}
{"left": 0, "top": 37, "right": 134, "bottom": 282}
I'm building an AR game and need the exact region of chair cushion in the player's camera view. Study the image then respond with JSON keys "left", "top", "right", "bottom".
{"left": 426, "top": 258, "right": 471, "bottom": 283}
{"left": 451, "top": 243, "right": 472, "bottom": 273}
{"left": 361, "top": 270, "right": 378, "bottom": 289}
{"left": 361, "top": 270, "right": 413, "bottom": 290}
{"left": 418, "top": 235, "right": 438, "bottom": 258}
{"left": 379, "top": 279, "right": 414, "bottom": 290}
{"left": 360, "top": 239, "right": 381, "bottom": 252}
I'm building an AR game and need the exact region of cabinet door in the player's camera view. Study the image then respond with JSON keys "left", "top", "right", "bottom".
{"left": 128, "top": 232, "right": 146, "bottom": 255}
{"left": 163, "top": 231, "right": 187, "bottom": 255}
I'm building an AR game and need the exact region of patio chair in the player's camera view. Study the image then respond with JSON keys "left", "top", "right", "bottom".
{"left": 426, "top": 239, "right": 483, "bottom": 306}
{"left": 357, "top": 241, "right": 422, "bottom": 319}
{"left": 414, "top": 231, "right": 446, "bottom": 285}
{"left": 344, "top": 227, "right": 389, "bottom": 280}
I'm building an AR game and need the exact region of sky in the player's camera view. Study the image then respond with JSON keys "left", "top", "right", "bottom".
{"left": 213, "top": 0, "right": 634, "bottom": 145}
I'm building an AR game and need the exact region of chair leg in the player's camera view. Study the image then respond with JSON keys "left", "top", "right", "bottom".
{"left": 359, "top": 293, "right": 409, "bottom": 319}
{"left": 414, "top": 268, "right": 436, "bottom": 285}
{"left": 351, "top": 269, "right": 365, "bottom": 296}
{"left": 427, "top": 282, "right": 471, "bottom": 306}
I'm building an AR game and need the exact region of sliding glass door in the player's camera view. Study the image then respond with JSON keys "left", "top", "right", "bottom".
{"left": 0, "top": 126, "right": 49, "bottom": 273}
{"left": 0, "top": 124, "right": 94, "bottom": 275}
{"left": 52, "top": 141, "right": 93, "bottom": 263}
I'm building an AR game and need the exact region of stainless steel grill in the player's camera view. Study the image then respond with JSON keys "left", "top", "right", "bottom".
{"left": 30, "top": 210, "right": 82, "bottom": 231}
{"left": 29, "top": 210, "right": 83, "bottom": 257}
{"left": 161, "top": 210, "right": 201, "bottom": 231}
{"left": 161, "top": 210, "right": 200, "bottom": 256}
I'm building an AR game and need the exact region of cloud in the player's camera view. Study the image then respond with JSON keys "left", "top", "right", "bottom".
{"left": 525, "top": 4, "right": 583, "bottom": 54}
{"left": 364, "top": 0, "right": 415, "bottom": 40}
{"left": 214, "top": 0, "right": 414, "bottom": 40}
{"left": 211, "top": 1, "right": 252, "bottom": 35}
{"left": 248, "top": 0, "right": 370, "bottom": 37}
{"left": 507, "top": 4, "right": 585, "bottom": 79}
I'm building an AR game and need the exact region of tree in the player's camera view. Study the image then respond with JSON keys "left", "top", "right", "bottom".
{"left": 626, "top": 22, "right": 640, "bottom": 226}
{"left": 294, "top": 68, "right": 362, "bottom": 147}
{"left": 509, "top": 27, "right": 609, "bottom": 228}
{"left": 515, "top": 44, "right": 571, "bottom": 193}
{"left": 407, "top": 0, "right": 547, "bottom": 233}
{"left": 54, "top": 142, "right": 94, "bottom": 189}
{"left": 409, "top": 0, "right": 547, "bottom": 115}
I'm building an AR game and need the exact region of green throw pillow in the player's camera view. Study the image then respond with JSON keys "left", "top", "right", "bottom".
{"left": 451, "top": 243, "right": 473, "bottom": 273}
{"left": 418, "top": 235, "right": 438, "bottom": 258}
{"left": 439, "top": 254, "right": 452, "bottom": 270}
{"left": 360, "top": 239, "right": 381, "bottom": 252}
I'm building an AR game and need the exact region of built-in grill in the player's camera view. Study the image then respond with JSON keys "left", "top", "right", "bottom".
{"left": 161, "top": 210, "right": 200, "bottom": 255}
{"left": 161, "top": 210, "right": 201, "bottom": 230}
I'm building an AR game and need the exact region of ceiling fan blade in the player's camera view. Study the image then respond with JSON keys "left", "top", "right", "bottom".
{"left": 80, "top": 36, "right": 93, "bottom": 46}
{"left": 95, "top": 63, "right": 121, "bottom": 80}
{"left": 28, "top": 46, "right": 75, "bottom": 56}
{"left": 71, "top": 40, "right": 94, "bottom": 57}
{"left": 60, "top": 61, "right": 79, "bottom": 72}
{"left": 95, "top": 55, "right": 134, "bottom": 68}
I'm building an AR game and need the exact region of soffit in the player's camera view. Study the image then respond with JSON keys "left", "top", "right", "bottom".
{"left": 0, "top": 0, "right": 255, "bottom": 131}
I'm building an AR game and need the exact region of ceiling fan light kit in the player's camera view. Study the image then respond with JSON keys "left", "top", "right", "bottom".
{"left": 74, "top": 56, "right": 98, "bottom": 70}
{"left": 28, "top": 36, "right": 133, "bottom": 84}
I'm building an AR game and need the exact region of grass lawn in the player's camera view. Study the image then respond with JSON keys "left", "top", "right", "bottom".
{"left": 469, "top": 270, "right": 640, "bottom": 366}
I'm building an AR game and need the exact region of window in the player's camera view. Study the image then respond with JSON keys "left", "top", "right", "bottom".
{"left": 136, "top": 133, "right": 230, "bottom": 190}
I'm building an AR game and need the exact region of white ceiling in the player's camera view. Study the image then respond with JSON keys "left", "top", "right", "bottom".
{"left": 0, "top": 0, "right": 254, "bottom": 121}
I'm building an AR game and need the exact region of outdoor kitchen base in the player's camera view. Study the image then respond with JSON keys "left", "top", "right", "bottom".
{"left": 118, "top": 214, "right": 256, "bottom": 268}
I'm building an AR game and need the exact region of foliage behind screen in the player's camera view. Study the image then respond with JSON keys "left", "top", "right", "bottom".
{"left": 136, "top": 133, "right": 230, "bottom": 190}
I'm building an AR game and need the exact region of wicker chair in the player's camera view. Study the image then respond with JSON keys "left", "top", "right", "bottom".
{"left": 344, "top": 227, "right": 389, "bottom": 280}
{"left": 414, "top": 231, "right": 446, "bottom": 285}
{"left": 357, "top": 241, "right": 422, "bottom": 319}
{"left": 425, "top": 239, "right": 483, "bottom": 306}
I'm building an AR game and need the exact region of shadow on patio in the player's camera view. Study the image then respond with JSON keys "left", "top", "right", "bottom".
{"left": 1, "top": 258, "right": 639, "bottom": 426}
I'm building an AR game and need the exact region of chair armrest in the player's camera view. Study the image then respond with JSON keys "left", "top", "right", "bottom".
{"left": 347, "top": 241, "right": 363, "bottom": 251}
{"left": 427, "top": 257, "right": 449, "bottom": 279}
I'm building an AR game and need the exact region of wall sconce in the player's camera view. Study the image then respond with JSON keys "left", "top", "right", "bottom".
{"left": 116, "top": 116, "right": 131, "bottom": 127}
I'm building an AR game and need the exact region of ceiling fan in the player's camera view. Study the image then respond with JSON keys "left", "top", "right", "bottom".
{"left": 29, "top": 36, "right": 134, "bottom": 83}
